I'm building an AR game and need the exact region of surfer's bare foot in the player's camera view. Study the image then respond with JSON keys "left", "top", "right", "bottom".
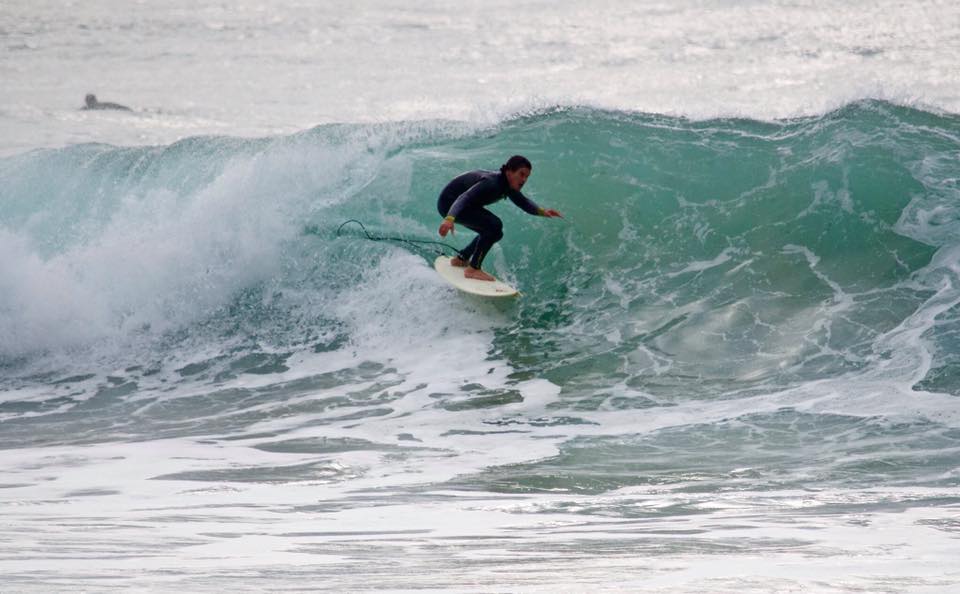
{"left": 450, "top": 256, "right": 468, "bottom": 268}
{"left": 465, "top": 267, "right": 495, "bottom": 282}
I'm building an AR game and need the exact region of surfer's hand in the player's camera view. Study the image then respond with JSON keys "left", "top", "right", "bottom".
{"left": 542, "top": 208, "right": 563, "bottom": 218}
{"left": 439, "top": 219, "right": 455, "bottom": 237}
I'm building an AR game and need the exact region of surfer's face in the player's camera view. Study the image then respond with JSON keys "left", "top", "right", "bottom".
{"left": 505, "top": 167, "right": 531, "bottom": 191}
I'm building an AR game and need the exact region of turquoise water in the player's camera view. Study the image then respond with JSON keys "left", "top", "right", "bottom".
{"left": 3, "top": 101, "right": 958, "bottom": 390}
{"left": 2, "top": 100, "right": 960, "bottom": 591}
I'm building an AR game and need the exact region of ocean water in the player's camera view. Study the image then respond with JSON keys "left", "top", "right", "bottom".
{"left": 2, "top": 1, "right": 960, "bottom": 592}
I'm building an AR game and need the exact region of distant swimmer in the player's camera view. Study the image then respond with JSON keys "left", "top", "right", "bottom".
{"left": 437, "top": 155, "right": 563, "bottom": 281}
{"left": 82, "top": 93, "right": 131, "bottom": 111}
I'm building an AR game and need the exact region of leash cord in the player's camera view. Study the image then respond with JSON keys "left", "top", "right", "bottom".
{"left": 333, "top": 219, "right": 459, "bottom": 257}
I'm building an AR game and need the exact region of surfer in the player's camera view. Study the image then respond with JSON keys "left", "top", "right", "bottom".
{"left": 82, "top": 94, "right": 131, "bottom": 111}
{"left": 437, "top": 155, "right": 562, "bottom": 281}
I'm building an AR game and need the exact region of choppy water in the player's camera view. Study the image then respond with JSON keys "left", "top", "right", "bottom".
{"left": 2, "top": 1, "right": 960, "bottom": 592}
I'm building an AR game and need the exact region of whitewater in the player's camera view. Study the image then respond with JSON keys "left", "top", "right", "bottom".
{"left": 2, "top": 1, "right": 959, "bottom": 592}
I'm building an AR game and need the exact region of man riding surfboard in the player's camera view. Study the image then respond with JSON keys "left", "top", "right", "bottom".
{"left": 437, "top": 155, "right": 563, "bottom": 281}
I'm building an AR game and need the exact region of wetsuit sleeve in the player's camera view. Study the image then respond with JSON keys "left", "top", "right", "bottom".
{"left": 507, "top": 190, "right": 544, "bottom": 216}
{"left": 447, "top": 178, "right": 497, "bottom": 220}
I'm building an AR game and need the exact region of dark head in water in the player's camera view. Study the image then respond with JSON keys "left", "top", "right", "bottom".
{"left": 83, "top": 94, "right": 132, "bottom": 111}
{"left": 500, "top": 155, "right": 533, "bottom": 191}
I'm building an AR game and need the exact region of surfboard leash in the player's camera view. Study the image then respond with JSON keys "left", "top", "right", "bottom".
{"left": 333, "top": 219, "right": 460, "bottom": 257}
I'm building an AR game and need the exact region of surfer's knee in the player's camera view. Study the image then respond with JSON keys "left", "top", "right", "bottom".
{"left": 484, "top": 227, "right": 503, "bottom": 244}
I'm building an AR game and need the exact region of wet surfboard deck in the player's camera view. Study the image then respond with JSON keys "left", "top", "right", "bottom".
{"left": 433, "top": 256, "right": 519, "bottom": 297}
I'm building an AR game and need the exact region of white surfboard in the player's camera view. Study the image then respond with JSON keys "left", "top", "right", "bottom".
{"left": 434, "top": 256, "right": 519, "bottom": 297}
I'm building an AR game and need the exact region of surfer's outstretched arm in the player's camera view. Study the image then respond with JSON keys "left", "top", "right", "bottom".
{"left": 507, "top": 189, "right": 562, "bottom": 219}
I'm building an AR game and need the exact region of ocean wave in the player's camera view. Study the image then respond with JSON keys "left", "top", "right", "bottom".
{"left": 1, "top": 100, "right": 958, "bottom": 399}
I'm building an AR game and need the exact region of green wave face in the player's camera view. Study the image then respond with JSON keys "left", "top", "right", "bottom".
{"left": 2, "top": 100, "right": 958, "bottom": 399}
{"left": 397, "top": 101, "right": 957, "bottom": 399}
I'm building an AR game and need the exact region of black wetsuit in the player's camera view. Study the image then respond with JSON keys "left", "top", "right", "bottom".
{"left": 437, "top": 170, "right": 542, "bottom": 269}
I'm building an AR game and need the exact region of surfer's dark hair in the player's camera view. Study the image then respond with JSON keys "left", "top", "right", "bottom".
{"left": 500, "top": 155, "right": 532, "bottom": 173}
